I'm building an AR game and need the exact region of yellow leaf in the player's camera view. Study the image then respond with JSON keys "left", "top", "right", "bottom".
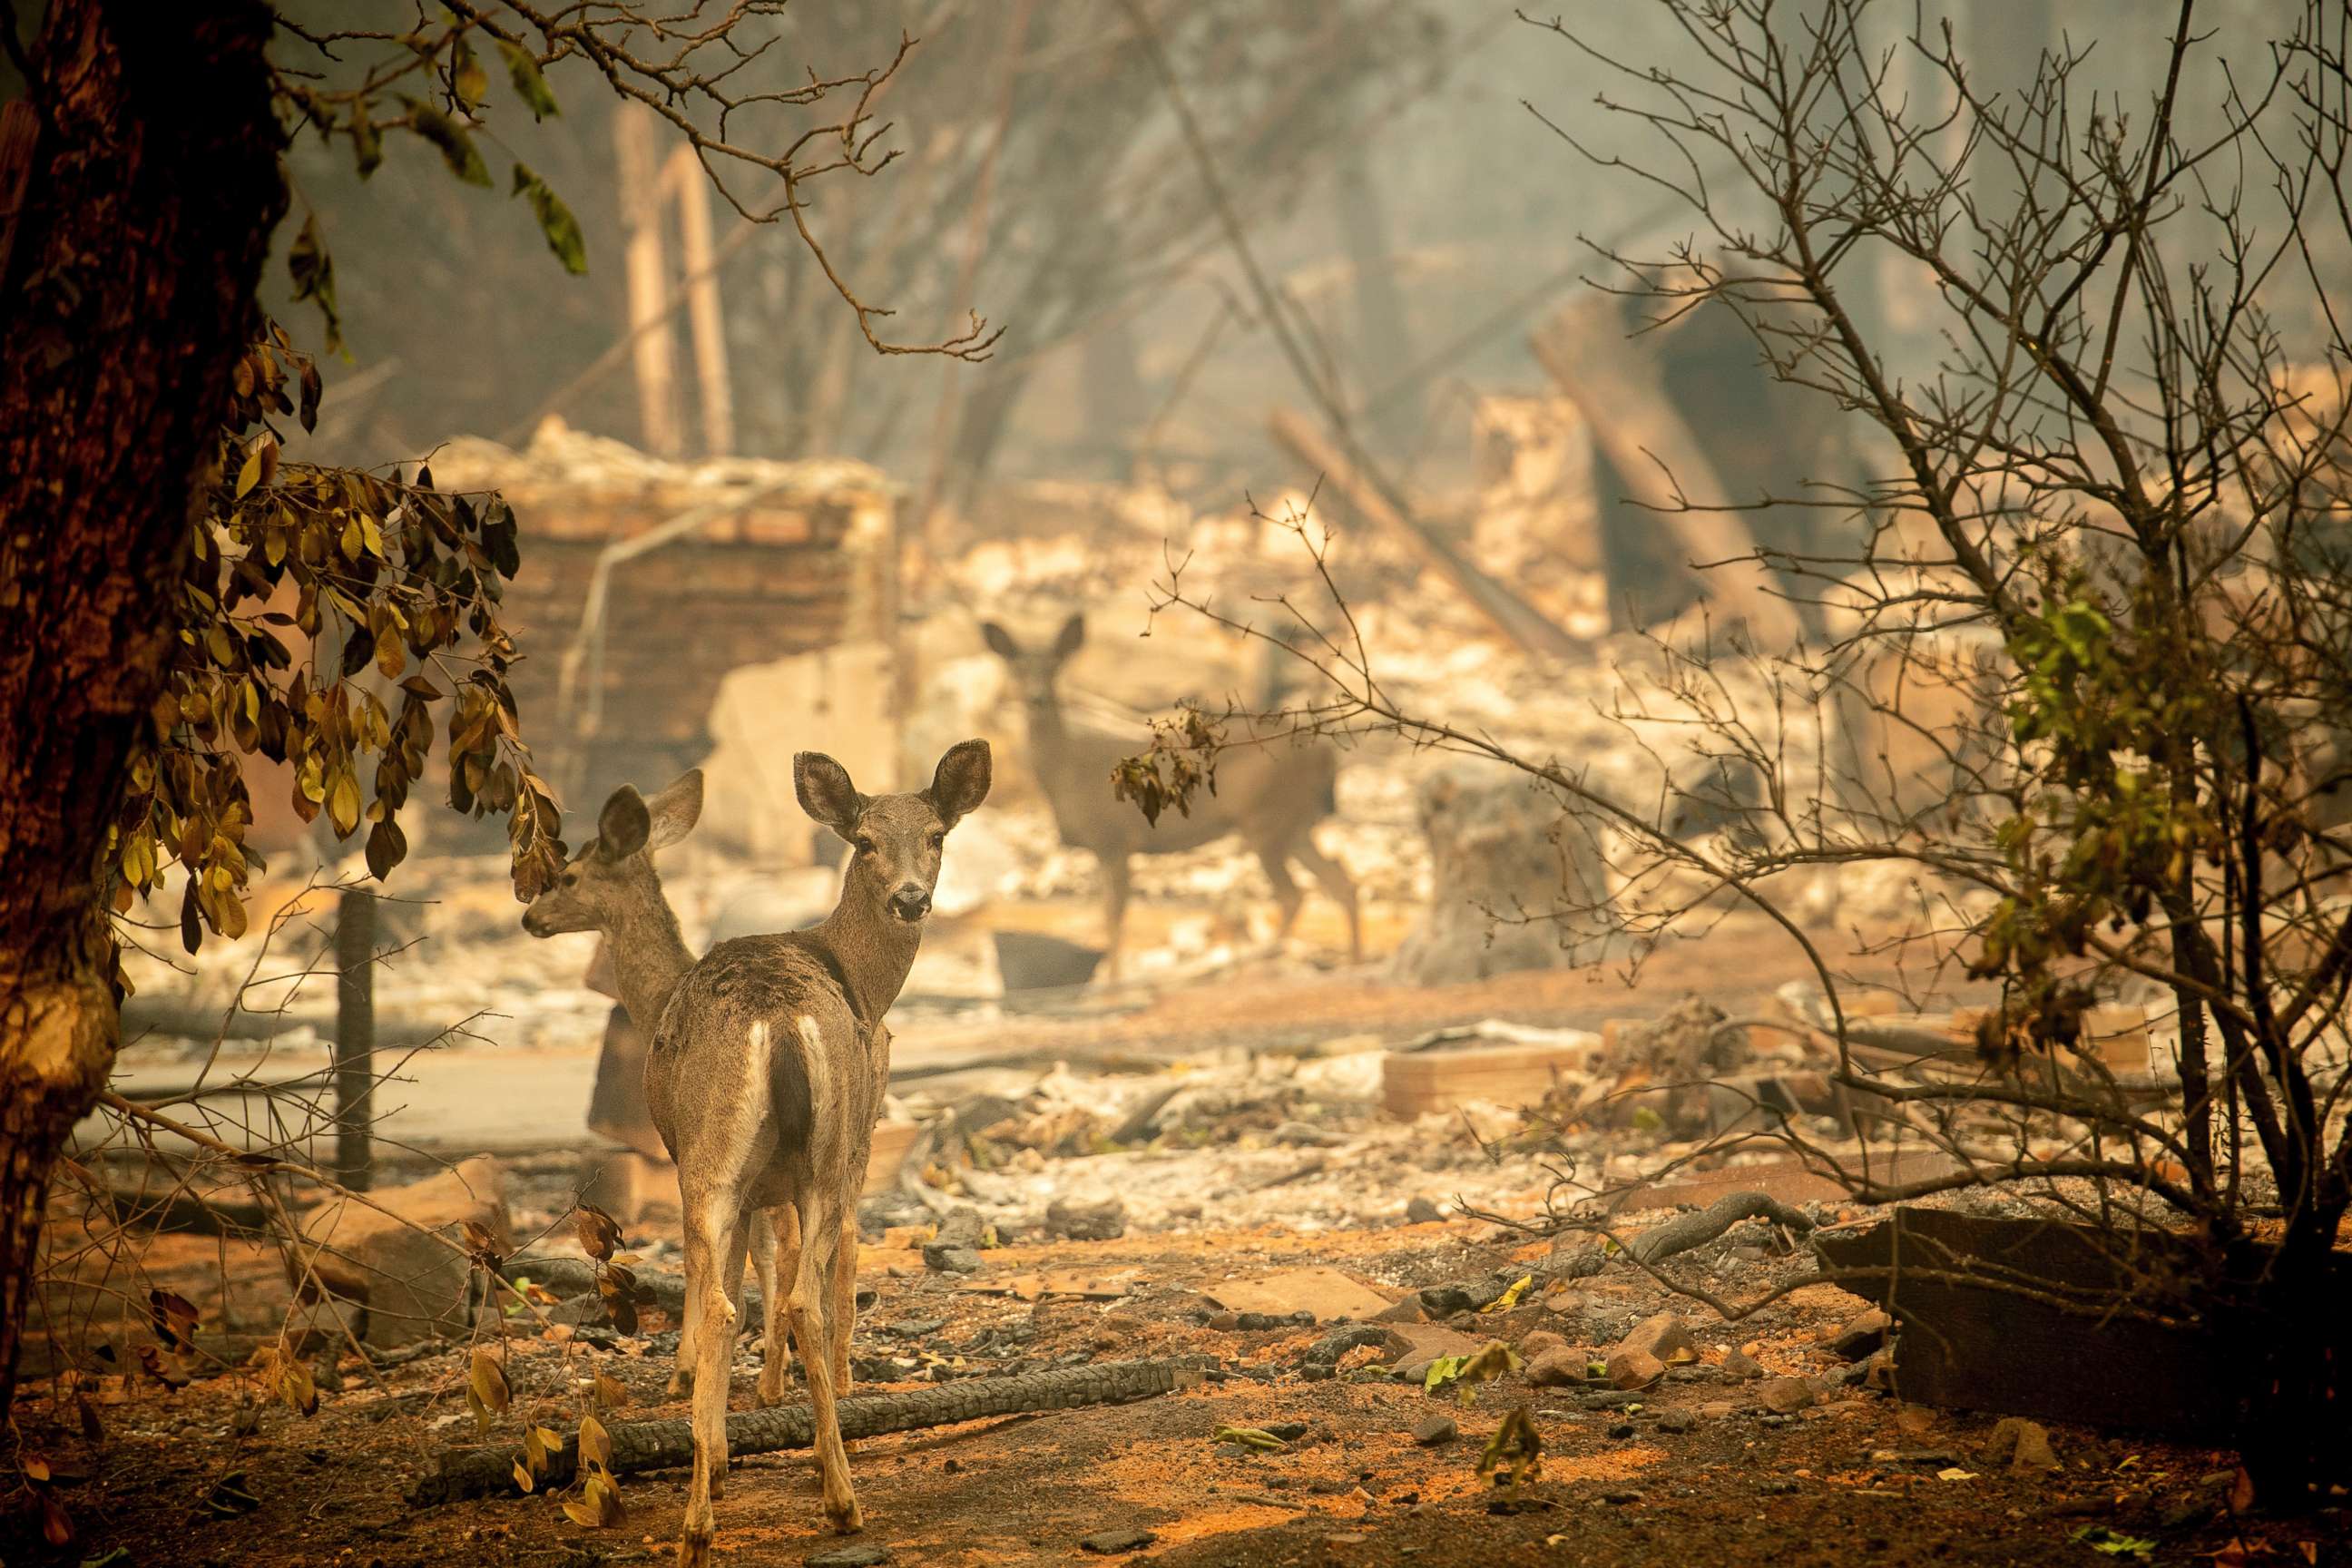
{"left": 339, "top": 515, "right": 362, "bottom": 560}
{"left": 594, "top": 1371, "right": 627, "bottom": 1409}
{"left": 468, "top": 1348, "right": 510, "bottom": 1416}
{"left": 235, "top": 447, "right": 261, "bottom": 498}
{"left": 328, "top": 772, "right": 361, "bottom": 838}
{"left": 513, "top": 1457, "right": 534, "bottom": 1493}
{"left": 1482, "top": 1275, "right": 1534, "bottom": 1313}
{"left": 577, "top": 1412, "right": 612, "bottom": 1471}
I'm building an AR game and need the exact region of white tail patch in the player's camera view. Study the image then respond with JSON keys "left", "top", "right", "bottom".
{"left": 797, "top": 1016, "right": 827, "bottom": 1129}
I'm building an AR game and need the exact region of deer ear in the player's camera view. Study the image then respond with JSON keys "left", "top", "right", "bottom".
{"left": 597, "top": 785, "right": 652, "bottom": 859}
{"left": 644, "top": 769, "right": 704, "bottom": 851}
{"left": 927, "top": 739, "right": 993, "bottom": 828}
{"left": 794, "top": 752, "right": 864, "bottom": 841}
{"left": 1052, "top": 612, "right": 1086, "bottom": 662}
{"left": 980, "top": 621, "right": 1019, "bottom": 659}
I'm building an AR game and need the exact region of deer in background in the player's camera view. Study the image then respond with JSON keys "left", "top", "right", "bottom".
{"left": 518, "top": 769, "right": 823, "bottom": 1411}
{"left": 983, "top": 613, "right": 1359, "bottom": 979}
{"left": 656, "top": 740, "right": 991, "bottom": 1560}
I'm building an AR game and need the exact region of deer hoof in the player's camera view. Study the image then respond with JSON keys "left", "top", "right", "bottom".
{"left": 825, "top": 1496, "right": 864, "bottom": 1534}
{"left": 666, "top": 1369, "right": 693, "bottom": 1400}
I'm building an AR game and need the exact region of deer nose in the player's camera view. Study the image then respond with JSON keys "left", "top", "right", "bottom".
{"left": 521, "top": 907, "right": 548, "bottom": 936}
{"left": 887, "top": 887, "right": 932, "bottom": 922}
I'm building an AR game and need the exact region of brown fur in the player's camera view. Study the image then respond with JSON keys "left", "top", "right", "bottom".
{"left": 655, "top": 740, "right": 990, "bottom": 1563}
{"left": 982, "top": 613, "right": 1359, "bottom": 977}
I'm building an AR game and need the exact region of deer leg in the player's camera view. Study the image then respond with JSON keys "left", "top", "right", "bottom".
{"left": 1100, "top": 854, "right": 1131, "bottom": 982}
{"left": 677, "top": 1192, "right": 740, "bottom": 1568}
{"left": 757, "top": 1203, "right": 799, "bottom": 1407}
{"left": 830, "top": 1209, "right": 858, "bottom": 1391}
{"left": 1288, "top": 832, "right": 1361, "bottom": 963}
{"left": 787, "top": 1191, "right": 862, "bottom": 1533}
{"left": 1257, "top": 847, "right": 1303, "bottom": 948}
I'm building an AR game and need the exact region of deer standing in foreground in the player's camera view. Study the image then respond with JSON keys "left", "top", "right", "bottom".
{"left": 656, "top": 740, "right": 991, "bottom": 1560}
{"left": 982, "top": 614, "right": 1358, "bottom": 978}
{"left": 520, "top": 769, "right": 817, "bottom": 1409}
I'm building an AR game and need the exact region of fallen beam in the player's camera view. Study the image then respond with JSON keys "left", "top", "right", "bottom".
{"left": 409, "top": 1357, "right": 1194, "bottom": 1504}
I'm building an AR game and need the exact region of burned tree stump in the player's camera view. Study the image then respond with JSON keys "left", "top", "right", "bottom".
{"left": 1390, "top": 764, "right": 1610, "bottom": 985}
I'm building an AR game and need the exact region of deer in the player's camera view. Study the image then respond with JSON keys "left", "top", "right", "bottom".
{"left": 981, "top": 613, "right": 1358, "bottom": 978}
{"left": 518, "top": 769, "right": 822, "bottom": 1410}
{"left": 653, "top": 739, "right": 991, "bottom": 1561}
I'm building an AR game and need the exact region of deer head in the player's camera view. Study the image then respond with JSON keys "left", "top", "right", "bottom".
{"left": 795, "top": 740, "right": 992, "bottom": 925}
{"left": 521, "top": 769, "right": 704, "bottom": 936}
{"left": 980, "top": 614, "right": 1085, "bottom": 726}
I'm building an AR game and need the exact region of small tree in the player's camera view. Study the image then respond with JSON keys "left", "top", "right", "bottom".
{"left": 0, "top": 0, "right": 988, "bottom": 1419}
{"left": 1129, "top": 0, "right": 2352, "bottom": 1504}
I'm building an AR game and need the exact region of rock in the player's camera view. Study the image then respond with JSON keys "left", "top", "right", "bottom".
{"left": 1416, "top": 1276, "right": 1513, "bottom": 1317}
{"left": 300, "top": 1156, "right": 510, "bottom": 1349}
{"left": 1606, "top": 1422, "right": 1637, "bottom": 1439}
{"left": 1078, "top": 1528, "right": 1156, "bottom": 1554}
{"left": 1827, "top": 1308, "right": 1892, "bottom": 1360}
{"left": 1411, "top": 1415, "right": 1458, "bottom": 1446}
{"left": 1580, "top": 1389, "right": 1642, "bottom": 1410}
{"left": 923, "top": 1208, "right": 988, "bottom": 1271}
{"left": 1267, "top": 1422, "right": 1309, "bottom": 1442}
{"left": 1758, "top": 1377, "right": 1818, "bottom": 1415}
{"left": 1308, "top": 1325, "right": 1398, "bottom": 1366}
{"left": 1371, "top": 1298, "right": 1426, "bottom": 1324}
{"left": 1698, "top": 1400, "right": 1739, "bottom": 1420}
{"left": 1380, "top": 1321, "right": 1485, "bottom": 1367}
{"left": 1985, "top": 1416, "right": 2061, "bottom": 1473}
{"left": 807, "top": 1546, "right": 889, "bottom": 1568}
{"left": 1527, "top": 1348, "right": 1590, "bottom": 1388}
{"left": 1615, "top": 1312, "right": 1698, "bottom": 1367}
{"left": 1406, "top": 1196, "right": 1446, "bottom": 1225}
{"left": 1720, "top": 1347, "right": 1766, "bottom": 1380}
{"left": 1605, "top": 1348, "right": 1665, "bottom": 1390}
{"left": 1758, "top": 1477, "right": 1800, "bottom": 1495}
{"left": 1600, "top": 1489, "right": 1643, "bottom": 1504}
{"left": 1658, "top": 1409, "right": 1697, "bottom": 1434}
{"left": 1518, "top": 1329, "right": 1569, "bottom": 1359}
{"left": 1045, "top": 1197, "right": 1127, "bottom": 1242}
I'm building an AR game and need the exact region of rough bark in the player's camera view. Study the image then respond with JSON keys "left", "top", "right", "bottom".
{"left": 0, "top": 0, "right": 285, "bottom": 1416}
{"left": 411, "top": 1357, "right": 1193, "bottom": 1504}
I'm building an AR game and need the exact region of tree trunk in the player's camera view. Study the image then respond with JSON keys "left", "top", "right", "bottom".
{"left": 0, "top": 0, "right": 284, "bottom": 1417}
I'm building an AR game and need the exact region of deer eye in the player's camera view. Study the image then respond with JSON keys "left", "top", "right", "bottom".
{"left": 561, "top": 868, "right": 580, "bottom": 888}
{"left": 854, "top": 835, "right": 876, "bottom": 856}
{"left": 926, "top": 831, "right": 945, "bottom": 850}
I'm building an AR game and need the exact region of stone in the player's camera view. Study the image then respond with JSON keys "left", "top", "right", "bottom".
{"left": 1605, "top": 1348, "right": 1665, "bottom": 1390}
{"left": 1827, "top": 1308, "right": 1892, "bottom": 1361}
{"left": 1658, "top": 1409, "right": 1697, "bottom": 1434}
{"left": 1984, "top": 1416, "right": 2061, "bottom": 1473}
{"left": 804, "top": 1542, "right": 884, "bottom": 1568}
{"left": 1411, "top": 1415, "right": 1458, "bottom": 1446}
{"left": 807, "top": 1546, "right": 889, "bottom": 1568}
{"left": 1372, "top": 1298, "right": 1426, "bottom": 1324}
{"left": 1406, "top": 1196, "right": 1446, "bottom": 1225}
{"left": 1045, "top": 1197, "right": 1127, "bottom": 1242}
{"left": 925, "top": 1247, "right": 983, "bottom": 1275}
{"left": 1380, "top": 1322, "right": 1485, "bottom": 1367}
{"left": 1417, "top": 1276, "right": 1513, "bottom": 1317}
{"left": 1606, "top": 1421, "right": 1637, "bottom": 1440}
{"left": 1720, "top": 1347, "right": 1766, "bottom": 1380}
{"left": 300, "top": 1156, "right": 510, "bottom": 1349}
{"left": 1615, "top": 1312, "right": 1698, "bottom": 1367}
{"left": 1079, "top": 1528, "right": 1156, "bottom": 1554}
{"left": 1518, "top": 1329, "right": 1569, "bottom": 1360}
{"left": 1308, "top": 1325, "right": 1399, "bottom": 1366}
{"left": 1527, "top": 1348, "right": 1590, "bottom": 1388}
{"left": 1758, "top": 1377, "right": 1818, "bottom": 1415}
{"left": 1698, "top": 1400, "right": 1739, "bottom": 1420}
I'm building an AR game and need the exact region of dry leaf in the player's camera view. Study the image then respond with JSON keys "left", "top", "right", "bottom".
{"left": 593, "top": 1371, "right": 627, "bottom": 1409}
{"left": 578, "top": 1412, "right": 613, "bottom": 1471}
{"left": 513, "top": 1457, "right": 534, "bottom": 1494}
{"left": 574, "top": 1203, "right": 623, "bottom": 1261}
{"left": 469, "top": 1349, "right": 511, "bottom": 1416}
{"left": 279, "top": 1358, "right": 318, "bottom": 1416}
{"left": 23, "top": 1453, "right": 51, "bottom": 1483}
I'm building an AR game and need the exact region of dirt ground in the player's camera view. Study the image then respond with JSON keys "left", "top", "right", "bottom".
{"left": 8, "top": 1208, "right": 2343, "bottom": 1568}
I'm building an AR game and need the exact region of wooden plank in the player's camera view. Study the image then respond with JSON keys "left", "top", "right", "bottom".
{"left": 1381, "top": 1037, "right": 1599, "bottom": 1116}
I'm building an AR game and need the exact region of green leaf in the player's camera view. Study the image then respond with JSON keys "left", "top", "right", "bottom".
{"left": 499, "top": 40, "right": 559, "bottom": 119}
{"left": 452, "top": 37, "right": 488, "bottom": 109}
{"left": 403, "top": 96, "right": 491, "bottom": 187}
{"left": 511, "top": 163, "right": 588, "bottom": 275}
{"left": 350, "top": 102, "right": 384, "bottom": 178}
